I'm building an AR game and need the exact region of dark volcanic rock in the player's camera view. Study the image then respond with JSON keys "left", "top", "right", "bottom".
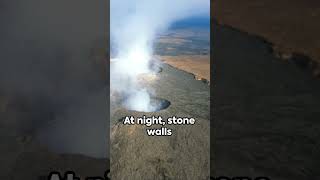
{"left": 213, "top": 0, "right": 320, "bottom": 70}
{"left": 213, "top": 22, "right": 320, "bottom": 180}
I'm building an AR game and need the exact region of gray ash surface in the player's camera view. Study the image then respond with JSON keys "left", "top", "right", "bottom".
{"left": 110, "top": 63, "right": 210, "bottom": 180}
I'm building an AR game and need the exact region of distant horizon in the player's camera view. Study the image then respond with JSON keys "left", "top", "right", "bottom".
{"left": 170, "top": 15, "right": 210, "bottom": 29}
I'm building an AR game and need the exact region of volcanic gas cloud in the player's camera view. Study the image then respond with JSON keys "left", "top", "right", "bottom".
{"left": 110, "top": 0, "right": 209, "bottom": 112}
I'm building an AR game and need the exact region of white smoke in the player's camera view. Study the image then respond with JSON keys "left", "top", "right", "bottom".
{"left": 110, "top": 0, "right": 209, "bottom": 112}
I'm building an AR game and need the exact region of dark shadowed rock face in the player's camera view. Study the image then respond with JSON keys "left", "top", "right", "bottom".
{"left": 213, "top": 22, "right": 320, "bottom": 180}
{"left": 110, "top": 64, "right": 210, "bottom": 180}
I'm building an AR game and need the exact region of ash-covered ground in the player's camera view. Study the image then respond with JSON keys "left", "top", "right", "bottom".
{"left": 110, "top": 62, "right": 210, "bottom": 180}
{"left": 155, "top": 20, "right": 210, "bottom": 81}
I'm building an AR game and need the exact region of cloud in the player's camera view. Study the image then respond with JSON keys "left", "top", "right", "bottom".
{"left": 110, "top": 0, "right": 209, "bottom": 112}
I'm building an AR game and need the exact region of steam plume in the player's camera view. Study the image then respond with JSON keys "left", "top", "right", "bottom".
{"left": 110, "top": 0, "right": 209, "bottom": 112}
